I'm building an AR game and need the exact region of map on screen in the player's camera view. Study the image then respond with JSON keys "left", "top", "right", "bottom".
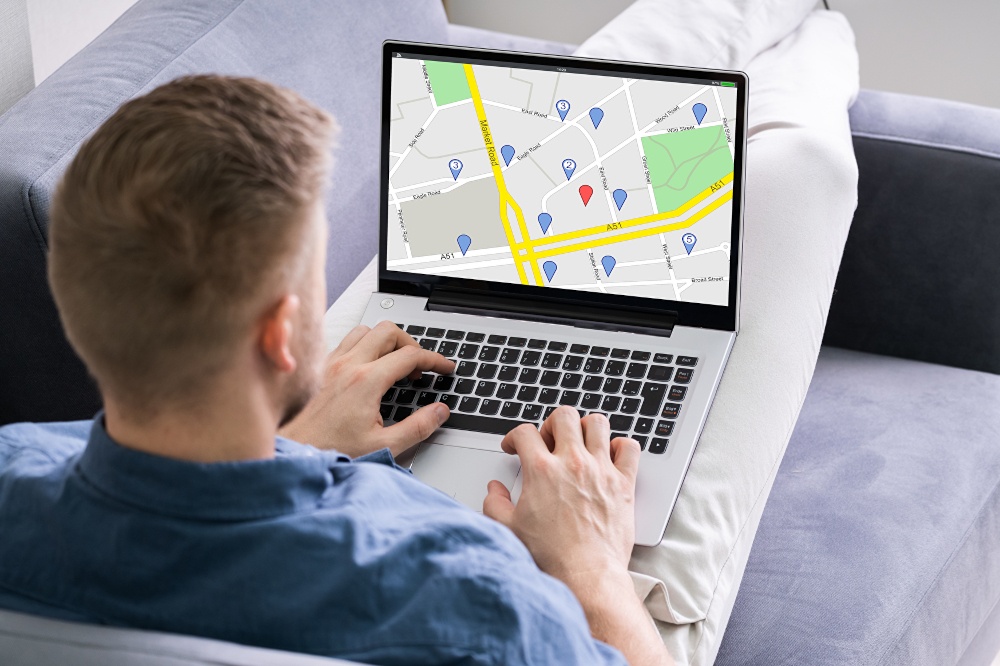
{"left": 385, "top": 56, "right": 738, "bottom": 306}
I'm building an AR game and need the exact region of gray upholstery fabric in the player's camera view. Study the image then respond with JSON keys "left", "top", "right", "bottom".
{"left": 0, "top": 0, "right": 448, "bottom": 424}
{"left": 825, "top": 92, "right": 1000, "bottom": 375}
{"left": 717, "top": 347, "right": 1000, "bottom": 665}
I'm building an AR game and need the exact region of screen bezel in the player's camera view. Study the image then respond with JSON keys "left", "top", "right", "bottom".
{"left": 379, "top": 40, "right": 747, "bottom": 333}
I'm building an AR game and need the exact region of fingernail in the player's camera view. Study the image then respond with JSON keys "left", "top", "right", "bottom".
{"left": 435, "top": 403, "right": 449, "bottom": 424}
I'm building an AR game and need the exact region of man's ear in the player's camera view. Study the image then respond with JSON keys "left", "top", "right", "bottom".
{"left": 259, "top": 294, "right": 301, "bottom": 375}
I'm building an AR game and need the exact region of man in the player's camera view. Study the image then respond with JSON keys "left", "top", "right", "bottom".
{"left": 0, "top": 76, "right": 672, "bottom": 665}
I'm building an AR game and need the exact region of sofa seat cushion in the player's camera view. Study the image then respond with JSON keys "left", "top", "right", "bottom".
{"left": 717, "top": 346, "right": 1000, "bottom": 664}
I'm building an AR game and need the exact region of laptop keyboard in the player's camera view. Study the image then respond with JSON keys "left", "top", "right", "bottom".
{"left": 380, "top": 324, "right": 699, "bottom": 455}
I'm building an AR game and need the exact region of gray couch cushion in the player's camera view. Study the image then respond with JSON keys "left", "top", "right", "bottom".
{"left": 717, "top": 346, "right": 1000, "bottom": 664}
{"left": 0, "top": 0, "right": 448, "bottom": 424}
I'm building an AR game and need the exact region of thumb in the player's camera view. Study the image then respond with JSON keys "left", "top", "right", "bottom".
{"left": 381, "top": 403, "right": 449, "bottom": 457}
{"left": 483, "top": 480, "right": 515, "bottom": 527}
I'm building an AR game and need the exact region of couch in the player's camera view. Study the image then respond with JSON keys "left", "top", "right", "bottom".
{"left": 0, "top": 1, "right": 997, "bottom": 664}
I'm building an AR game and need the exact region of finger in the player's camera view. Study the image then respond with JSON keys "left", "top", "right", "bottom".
{"left": 538, "top": 406, "right": 585, "bottom": 456}
{"left": 610, "top": 436, "right": 641, "bottom": 485}
{"left": 351, "top": 320, "right": 417, "bottom": 362}
{"left": 331, "top": 324, "right": 371, "bottom": 357}
{"left": 369, "top": 346, "right": 455, "bottom": 388}
{"left": 580, "top": 412, "right": 611, "bottom": 458}
{"left": 379, "top": 403, "right": 450, "bottom": 456}
{"left": 499, "top": 423, "right": 548, "bottom": 466}
{"left": 483, "top": 480, "right": 515, "bottom": 527}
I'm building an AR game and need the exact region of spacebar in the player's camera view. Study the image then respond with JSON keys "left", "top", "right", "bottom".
{"left": 441, "top": 413, "right": 524, "bottom": 435}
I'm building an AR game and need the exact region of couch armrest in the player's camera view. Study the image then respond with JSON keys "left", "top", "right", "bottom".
{"left": 824, "top": 90, "right": 1000, "bottom": 374}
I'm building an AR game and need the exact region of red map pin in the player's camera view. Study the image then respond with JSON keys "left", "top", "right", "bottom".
{"left": 578, "top": 184, "right": 594, "bottom": 206}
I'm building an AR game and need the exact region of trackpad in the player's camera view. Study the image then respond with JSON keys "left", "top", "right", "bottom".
{"left": 410, "top": 444, "right": 520, "bottom": 513}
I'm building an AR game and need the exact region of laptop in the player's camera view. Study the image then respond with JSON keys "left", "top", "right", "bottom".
{"left": 362, "top": 41, "right": 748, "bottom": 546}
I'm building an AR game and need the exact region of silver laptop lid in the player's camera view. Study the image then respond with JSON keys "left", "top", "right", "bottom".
{"left": 379, "top": 41, "right": 748, "bottom": 335}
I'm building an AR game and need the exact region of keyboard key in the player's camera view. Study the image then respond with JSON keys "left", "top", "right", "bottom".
{"left": 611, "top": 432, "right": 628, "bottom": 441}
{"left": 413, "top": 374, "right": 433, "bottom": 389}
{"left": 478, "top": 346, "right": 500, "bottom": 362}
{"left": 570, "top": 343, "right": 590, "bottom": 354}
{"left": 541, "top": 353, "right": 563, "bottom": 369}
{"left": 668, "top": 386, "right": 688, "bottom": 401}
{"left": 441, "top": 413, "right": 521, "bottom": 435}
{"left": 382, "top": 387, "right": 397, "bottom": 402}
{"left": 393, "top": 377, "right": 410, "bottom": 387}
{"left": 601, "top": 395, "right": 622, "bottom": 412}
{"left": 396, "top": 389, "right": 416, "bottom": 404}
{"left": 476, "top": 364, "right": 498, "bottom": 380}
{"left": 418, "top": 338, "right": 438, "bottom": 351}
{"left": 630, "top": 350, "right": 651, "bottom": 361}
{"left": 437, "top": 341, "right": 459, "bottom": 357}
{"left": 655, "top": 420, "right": 675, "bottom": 437}
{"left": 676, "top": 355, "right": 698, "bottom": 367}
{"left": 496, "top": 383, "right": 517, "bottom": 399}
{"left": 518, "top": 368, "right": 540, "bottom": 384}
{"left": 611, "top": 348, "right": 630, "bottom": 359}
{"left": 559, "top": 390, "right": 581, "bottom": 406}
{"left": 548, "top": 341, "right": 568, "bottom": 351}
{"left": 581, "top": 393, "right": 602, "bottom": 410}
{"left": 590, "top": 346, "right": 610, "bottom": 357}
{"left": 456, "top": 361, "right": 477, "bottom": 377}
{"left": 560, "top": 373, "right": 582, "bottom": 389}
{"left": 635, "top": 418, "right": 653, "bottom": 434}
{"left": 633, "top": 435, "right": 648, "bottom": 450}
{"left": 522, "top": 404, "right": 543, "bottom": 420}
{"left": 501, "top": 401, "right": 522, "bottom": 418}
{"left": 458, "top": 344, "right": 479, "bottom": 359}
{"left": 540, "top": 371, "right": 561, "bottom": 387}
{"left": 661, "top": 403, "right": 681, "bottom": 419}
{"left": 621, "top": 398, "right": 640, "bottom": 414}
{"left": 653, "top": 353, "right": 674, "bottom": 364}
{"left": 562, "top": 355, "right": 584, "bottom": 371}
{"left": 606, "top": 360, "right": 627, "bottom": 376}
{"left": 497, "top": 366, "right": 519, "bottom": 382}
{"left": 426, "top": 327, "right": 445, "bottom": 338}
{"left": 626, "top": 362, "right": 648, "bottom": 379}
{"left": 584, "top": 358, "right": 605, "bottom": 374}
{"left": 394, "top": 323, "right": 405, "bottom": 329}
{"left": 527, "top": 338, "right": 547, "bottom": 349}
{"left": 622, "top": 380, "right": 642, "bottom": 397}
{"left": 475, "top": 381, "right": 497, "bottom": 397}
{"left": 517, "top": 386, "right": 539, "bottom": 402}
{"left": 647, "top": 365, "right": 673, "bottom": 381}
{"left": 539, "top": 388, "right": 560, "bottom": 404}
{"left": 459, "top": 397, "right": 481, "bottom": 413}
{"left": 609, "top": 414, "right": 634, "bottom": 431}
{"left": 392, "top": 406, "right": 413, "bottom": 421}
{"left": 466, "top": 332, "right": 485, "bottom": 342}
{"left": 521, "top": 351, "right": 542, "bottom": 366}
{"left": 433, "top": 375, "right": 455, "bottom": 392}
{"left": 674, "top": 368, "right": 694, "bottom": 384}
{"left": 488, "top": 334, "right": 507, "bottom": 345}
{"left": 543, "top": 406, "right": 558, "bottom": 419}
{"left": 379, "top": 403, "right": 393, "bottom": 419}
{"left": 639, "top": 382, "right": 668, "bottom": 416}
{"left": 500, "top": 348, "right": 521, "bottom": 364}
{"left": 440, "top": 394, "right": 459, "bottom": 410}
{"left": 455, "top": 379, "right": 476, "bottom": 394}
{"left": 417, "top": 391, "right": 437, "bottom": 406}
{"left": 406, "top": 325, "right": 426, "bottom": 336}
{"left": 603, "top": 377, "right": 623, "bottom": 393}
{"left": 582, "top": 375, "right": 604, "bottom": 391}
{"left": 507, "top": 337, "right": 527, "bottom": 348}
{"left": 446, "top": 329, "right": 465, "bottom": 340}
{"left": 480, "top": 399, "right": 501, "bottom": 416}
{"left": 649, "top": 438, "right": 669, "bottom": 454}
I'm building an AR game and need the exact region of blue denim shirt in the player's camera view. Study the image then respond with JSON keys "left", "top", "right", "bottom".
{"left": 0, "top": 417, "right": 625, "bottom": 665}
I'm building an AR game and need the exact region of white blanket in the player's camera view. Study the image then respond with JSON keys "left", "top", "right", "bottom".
{"left": 324, "top": 4, "right": 859, "bottom": 664}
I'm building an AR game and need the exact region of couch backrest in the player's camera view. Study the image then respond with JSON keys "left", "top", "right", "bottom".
{"left": 0, "top": 0, "right": 448, "bottom": 425}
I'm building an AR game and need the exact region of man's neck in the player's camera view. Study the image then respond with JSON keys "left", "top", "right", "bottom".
{"left": 103, "top": 378, "right": 279, "bottom": 463}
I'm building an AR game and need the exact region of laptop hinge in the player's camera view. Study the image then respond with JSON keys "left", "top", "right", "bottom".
{"left": 426, "top": 286, "right": 677, "bottom": 337}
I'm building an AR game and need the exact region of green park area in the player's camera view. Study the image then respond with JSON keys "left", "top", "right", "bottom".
{"left": 641, "top": 126, "right": 733, "bottom": 213}
{"left": 424, "top": 60, "right": 472, "bottom": 106}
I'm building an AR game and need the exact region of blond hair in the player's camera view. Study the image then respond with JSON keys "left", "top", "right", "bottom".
{"left": 48, "top": 75, "right": 336, "bottom": 409}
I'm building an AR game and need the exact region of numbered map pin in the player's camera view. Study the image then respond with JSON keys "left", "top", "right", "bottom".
{"left": 542, "top": 260, "right": 558, "bottom": 282}
{"left": 682, "top": 233, "right": 697, "bottom": 255}
{"left": 449, "top": 158, "right": 463, "bottom": 180}
{"left": 692, "top": 103, "right": 708, "bottom": 126}
{"left": 612, "top": 188, "right": 627, "bottom": 211}
{"left": 501, "top": 144, "right": 515, "bottom": 167}
{"left": 562, "top": 158, "right": 576, "bottom": 181}
{"left": 537, "top": 213, "right": 553, "bottom": 233}
{"left": 555, "top": 99, "right": 570, "bottom": 121}
{"left": 601, "top": 255, "right": 616, "bottom": 277}
{"left": 589, "top": 107, "right": 604, "bottom": 129}
{"left": 457, "top": 234, "right": 472, "bottom": 256}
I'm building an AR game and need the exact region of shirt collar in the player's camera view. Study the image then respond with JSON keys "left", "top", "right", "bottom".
{"left": 76, "top": 414, "right": 351, "bottom": 521}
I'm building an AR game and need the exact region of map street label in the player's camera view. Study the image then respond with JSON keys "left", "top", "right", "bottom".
{"left": 692, "top": 103, "right": 708, "bottom": 125}
{"left": 601, "top": 255, "right": 616, "bottom": 277}
{"left": 579, "top": 184, "right": 594, "bottom": 206}
{"left": 612, "top": 188, "right": 627, "bottom": 210}
{"left": 589, "top": 107, "right": 604, "bottom": 129}
{"left": 501, "top": 144, "right": 515, "bottom": 167}
{"left": 555, "top": 99, "right": 570, "bottom": 121}
{"left": 448, "top": 158, "right": 463, "bottom": 180}
{"left": 542, "top": 260, "right": 558, "bottom": 282}
{"left": 537, "top": 212, "right": 552, "bottom": 233}
{"left": 457, "top": 234, "right": 472, "bottom": 256}
{"left": 682, "top": 233, "right": 697, "bottom": 255}
{"left": 562, "top": 158, "right": 576, "bottom": 181}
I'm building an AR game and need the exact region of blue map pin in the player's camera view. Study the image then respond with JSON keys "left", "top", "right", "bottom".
{"left": 537, "top": 213, "right": 552, "bottom": 233}
{"left": 682, "top": 233, "right": 697, "bottom": 255}
{"left": 601, "top": 255, "right": 616, "bottom": 277}
{"left": 692, "top": 103, "right": 708, "bottom": 126}
{"left": 542, "top": 260, "right": 558, "bottom": 282}
{"left": 555, "top": 99, "right": 570, "bottom": 121}
{"left": 612, "top": 188, "right": 627, "bottom": 210}
{"left": 562, "top": 158, "right": 576, "bottom": 181}
{"left": 589, "top": 107, "right": 604, "bottom": 129}
{"left": 449, "top": 158, "right": 463, "bottom": 180}
{"left": 501, "top": 144, "right": 515, "bottom": 167}
{"left": 457, "top": 234, "right": 472, "bottom": 256}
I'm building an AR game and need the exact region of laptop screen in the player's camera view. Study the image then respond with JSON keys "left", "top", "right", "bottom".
{"left": 380, "top": 43, "right": 746, "bottom": 330}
